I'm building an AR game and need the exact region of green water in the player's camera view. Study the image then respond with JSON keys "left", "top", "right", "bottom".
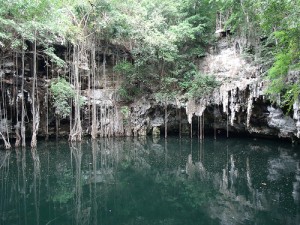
{"left": 0, "top": 137, "right": 300, "bottom": 225}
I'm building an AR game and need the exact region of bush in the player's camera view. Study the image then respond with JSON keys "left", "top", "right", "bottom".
{"left": 50, "top": 77, "right": 75, "bottom": 118}
{"left": 181, "top": 73, "right": 219, "bottom": 99}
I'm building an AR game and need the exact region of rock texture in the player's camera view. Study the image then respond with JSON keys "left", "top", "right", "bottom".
{"left": 1, "top": 39, "right": 300, "bottom": 145}
{"left": 120, "top": 39, "right": 300, "bottom": 141}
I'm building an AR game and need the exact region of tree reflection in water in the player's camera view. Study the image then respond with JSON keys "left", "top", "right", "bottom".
{"left": 0, "top": 137, "right": 299, "bottom": 225}
{"left": 31, "top": 148, "right": 41, "bottom": 225}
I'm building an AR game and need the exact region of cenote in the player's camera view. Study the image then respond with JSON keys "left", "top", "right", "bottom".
{"left": 0, "top": 137, "right": 300, "bottom": 225}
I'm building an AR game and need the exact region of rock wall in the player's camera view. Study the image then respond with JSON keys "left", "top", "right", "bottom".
{"left": 1, "top": 39, "right": 300, "bottom": 146}
{"left": 122, "top": 39, "right": 300, "bottom": 141}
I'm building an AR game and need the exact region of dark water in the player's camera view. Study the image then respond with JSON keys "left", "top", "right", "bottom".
{"left": 0, "top": 137, "right": 300, "bottom": 225}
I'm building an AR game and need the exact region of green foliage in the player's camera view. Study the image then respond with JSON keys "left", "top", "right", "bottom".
{"left": 51, "top": 169, "right": 74, "bottom": 203}
{"left": 282, "top": 83, "right": 300, "bottom": 112}
{"left": 120, "top": 106, "right": 130, "bottom": 118}
{"left": 1, "top": 0, "right": 298, "bottom": 112}
{"left": 114, "top": 61, "right": 146, "bottom": 101}
{"left": 212, "top": 0, "right": 300, "bottom": 109}
{"left": 261, "top": 0, "right": 300, "bottom": 109}
{"left": 44, "top": 47, "right": 66, "bottom": 67}
{"left": 154, "top": 91, "right": 177, "bottom": 104}
{"left": 114, "top": 61, "right": 135, "bottom": 77}
{"left": 118, "top": 85, "right": 141, "bottom": 102}
{"left": 50, "top": 77, "right": 75, "bottom": 118}
{"left": 183, "top": 73, "right": 219, "bottom": 99}
{"left": 0, "top": 0, "right": 221, "bottom": 102}
{"left": 111, "top": 0, "right": 219, "bottom": 99}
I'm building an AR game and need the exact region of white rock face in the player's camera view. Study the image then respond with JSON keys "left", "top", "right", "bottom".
{"left": 181, "top": 40, "right": 300, "bottom": 139}
{"left": 293, "top": 99, "right": 300, "bottom": 138}
{"left": 185, "top": 42, "right": 265, "bottom": 127}
{"left": 267, "top": 106, "right": 296, "bottom": 138}
{"left": 80, "top": 40, "right": 300, "bottom": 139}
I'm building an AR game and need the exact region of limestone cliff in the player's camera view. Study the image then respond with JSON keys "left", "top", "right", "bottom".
{"left": 123, "top": 39, "right": 300, "bottom": 141}
{"left": 0, "top": 39, "right": 300, "bottom": 146}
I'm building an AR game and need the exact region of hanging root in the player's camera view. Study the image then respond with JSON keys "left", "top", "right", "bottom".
{"left": 0, "top": 132, "right": 11, "bottom": 149}
{"left": 15, "top": 122, "right": 21, "bottom": 147}
{"left": 31, "top": 107, "right": 40, "bottom": 148}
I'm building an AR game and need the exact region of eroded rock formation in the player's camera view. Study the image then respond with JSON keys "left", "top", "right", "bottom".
{"left": 1, "top": 39, "right": 300, "bottom": 147}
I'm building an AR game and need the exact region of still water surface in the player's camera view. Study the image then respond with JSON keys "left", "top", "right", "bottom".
{"left": 0, "top": 137, "right": 300, "bottom": 225}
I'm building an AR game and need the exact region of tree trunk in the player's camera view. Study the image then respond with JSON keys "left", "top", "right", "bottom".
{"left": 15, "top": 52, "right": 21, "bottom": 147}
{"left": 56, "top": 117, "right": 60, "bottom": 139}
{"left": 91, "top": 43, "right": 97, "bottom": 139}
{"left": 45, "top": 57, "right": 49, "bottom": 141}
{"left": 21, "top": 39, "right": 26, "bottom": 147}
{"left": 103, "top": 47, "right": 107, "bottom": 89}
{"left": 69, "top": 44, "right": 82, "bottom": 142}
{"left": 179, "top": 108, "right": 182, "bottom": 138}
{"left": 15, "top": 122, "right": 21, "bottom": 147}
{"left": 31, "top": 33, "right": 40, "bottom": 148}
{"left": 200, "top": 115, "right": 202, "bottom": 140}
{"left": 190, "top": 117, "right": 192, "bottom": 139}
{"left": 164, "top": 104, "right": 167, "bottom": 138}
{"left": 0, "top": 53, "right": 11, "bottom": 149}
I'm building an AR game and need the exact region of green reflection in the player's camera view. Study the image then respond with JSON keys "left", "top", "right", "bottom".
{"left": 0, "top": 137, "right": 299, "bottom": 225}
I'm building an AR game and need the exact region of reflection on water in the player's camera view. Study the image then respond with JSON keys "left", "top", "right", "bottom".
{"left": 0, "top": 137, "right": 300, "bottom": 225}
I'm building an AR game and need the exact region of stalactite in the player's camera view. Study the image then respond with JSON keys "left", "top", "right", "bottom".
{"left": 246, "top": 92, "right": 253, "bottom": 128}
{"left": 186, "top": 98, "right": 207, "bottom": 139}
{"left": 229, "top": 89, "right": 237, "bottom": 126}
{"left": 293, "top": 98, "right": 300, "bottom": 138}
{"left": 186, "top": 99, "right": 195, "bottom": 124}
{"left": 226, "top": 106, "right": 229, "bottom": 138}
